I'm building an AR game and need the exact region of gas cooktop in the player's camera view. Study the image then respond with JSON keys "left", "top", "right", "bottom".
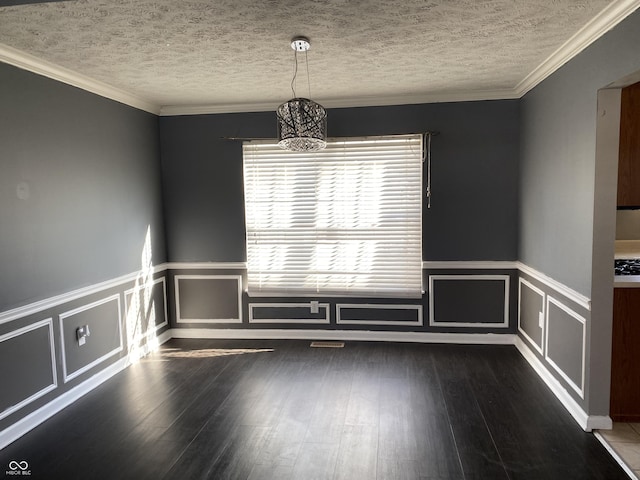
{"left": 615, "top": 259, "right": 640, "bottom": 275}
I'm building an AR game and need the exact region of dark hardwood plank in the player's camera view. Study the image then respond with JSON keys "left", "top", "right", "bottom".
{"left": 432, "top": 346, "right": 511, "bottom": 480}
{"left": 333, "top": 424, "right": 379, "bottom": 480}
{"left": 0, "top": 339, "right": 630, "bottom": 480}
{"left": 290, "top": 442, "right": 340, "bottom": 479}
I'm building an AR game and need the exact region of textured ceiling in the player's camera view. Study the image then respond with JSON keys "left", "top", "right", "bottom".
{"left": 0, "top": 0, "right": 634, "bottom": 114}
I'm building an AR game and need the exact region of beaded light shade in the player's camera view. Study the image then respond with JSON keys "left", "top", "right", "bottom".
{"left": 276, "top": 97, "right": 327, "bottom": 152}
{"left": 277, "top": 37, "right": 327, "bottom": 152}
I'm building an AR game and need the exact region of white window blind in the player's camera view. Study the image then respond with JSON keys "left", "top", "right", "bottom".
{"left": 243, "top": 134, "right": 423, "bottom": 298}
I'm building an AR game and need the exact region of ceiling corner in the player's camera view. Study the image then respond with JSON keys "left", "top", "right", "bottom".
{"left": 0, "top": 42, "right": 160, "bottom": 115}
{"left": 514, "top": 0, "right": 640, "bottom": 97}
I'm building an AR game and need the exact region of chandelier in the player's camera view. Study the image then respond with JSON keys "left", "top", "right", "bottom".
{"left": 276, "top": 37, "right": 327, "bottom": 152}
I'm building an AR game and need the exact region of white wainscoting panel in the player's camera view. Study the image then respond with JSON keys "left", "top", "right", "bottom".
{"left": 545, "top": 296, "right": 586, "bottom": 399}
{"left": 248, "top": 303, "right": 330, "bottom": 324}
{"left": 428, "top": 274, "right": 510, "bottom": 328}
{"left": 175, "top": 275, "right": 243, "bottom": 324}
{"left": 518, "top": 277, "right": 546, "bottom": 355}
{"left": 59, "top": 294, "right": 124, "bottom": 383}
{"left": 336, "top": 304, "right": 423, "bottom": 326}
{"left": 0, "top": 318, "right": 57, "bottom": 422}
{"left": 124, "top": 277, "right": 169, "bottom": 338}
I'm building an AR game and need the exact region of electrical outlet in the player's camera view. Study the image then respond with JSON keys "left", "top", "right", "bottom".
{"left": 538, "top": 311, "right": 544, "bottom": 328}
{"left": 76, "top": 325, "right": 90, "bottom": 346}
{"left": 310, "top": 301, "right": 319, "bottom": 314}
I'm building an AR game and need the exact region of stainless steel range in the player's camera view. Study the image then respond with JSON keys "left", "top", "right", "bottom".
{"left": 615, "top": 259, "right": 640, "bottom": 275}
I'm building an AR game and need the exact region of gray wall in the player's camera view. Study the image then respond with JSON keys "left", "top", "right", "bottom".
{"left": 0, "top": 61, "right": 168, "bottom": 435}
{"left": 519, "top": 9, "right": 640, "bottom": 417}
{"left": 519, "top": 9, "right": 640, "bottom": 296}
{"left": 0, "top": 62, "right": 166, "bottom": 312}
{"left": 159, "top": 101, "right": 520, "bottom": 263}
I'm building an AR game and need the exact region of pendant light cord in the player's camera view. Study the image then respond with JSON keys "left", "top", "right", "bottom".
{"left": 305, "top": 49, "right": 311, "bottom": 98}
{"left": 289, "top": 40, "right": 313, "bottom": 99}
{"left": 291, "top": 49, "right": 298, "bottom": 98}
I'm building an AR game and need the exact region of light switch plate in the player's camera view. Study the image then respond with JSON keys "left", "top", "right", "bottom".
{"left": 310, "top": 301, "right": 319, "bottom": 314}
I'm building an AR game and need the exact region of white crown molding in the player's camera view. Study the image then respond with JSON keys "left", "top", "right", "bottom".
{"left": 1, "top": 0, "right": 638, "bottom": 115}
{"left": 0, "top": 42, "right": 160, "bottom": 115}
{"left": 514, "top": 0, "right": 640, "bottom": 97}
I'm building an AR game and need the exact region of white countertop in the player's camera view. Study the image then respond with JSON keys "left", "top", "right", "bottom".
{"left": 615, "top": 275, "right": 640, "bottom": 288}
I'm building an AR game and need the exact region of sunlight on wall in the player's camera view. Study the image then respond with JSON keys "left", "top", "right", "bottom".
{"left": 125, "top": 225, "right": 159, "bottom": 364}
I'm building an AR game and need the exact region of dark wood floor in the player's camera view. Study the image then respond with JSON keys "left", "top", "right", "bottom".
{"left": 0, "top": 339, "right": 629, "bottom": 479}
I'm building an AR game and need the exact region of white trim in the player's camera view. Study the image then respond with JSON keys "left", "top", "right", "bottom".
{"left": 165, "top": 262, "right": 247, "bottom": 270}
{"left": 0, "top": 329, "right": 172, "bottom": 451}
{"left": 515, "top": 336, "right": 595, "bottom": 431}
{"left": 175, "top": 275, "right": 243, "bottom": 324}
{"left": 0, "top": 319, "right": 57, "bottom": 422}
{"left": 517, "top": 278, "right": 545, "bottom": 355}
{"left": 59, "top": 294, "right": 124, "bottom": 383}
{"left": 514, "top": 0, "right": 640, "bottom": 97}
{"left": 0, "top": 264, "right": 168, "bottom": 326}
{"left": 0, "top": 43, "right": 159, "bottom": 114}
{"left": 517, "top": 262, "right": 591, "bottom": 311}
{"left": 246, "top": 291, "right": 422, "bottom": 299}
{"left": 248, "top": 303, "right": 330, "bottom": 324}
{"left": 545, "top": 296, "right": 587, "bottom": 399}
{"left": 428, "top": 274, "right": 510, "bottom": 328}
{"left": 159, "top": 277, "right": 169, "bottom": 331}
{"left": 0, "top": 0, "right": 636, "bottom": 116}
{"left": 613, "top": 276, "right": 640, "bottom": 288}
{"left": 588, "top": 416, "right": 613, "bottom": 431}
{"left": 336, "top": 303, "right": 423, "bottom": 326}
{"left": 422, "top": 261, "right": 518, "bottom": 270}
{"left": 170, "top": 327, "right": 516, "bottom": 345}
{"left": 0, "top": 358, "right": 126, "bottom": 450}
{"left": 153, "top": 329, "right": 173, "bottom": 347}
{"left": 594, "top": 431, "right": 639, "bottom": 479}
{"left": 132, "top": 328, "right": 173, "bottom": 360}
{"left": 124, "top": 277, "right": 169, "bottom": 338}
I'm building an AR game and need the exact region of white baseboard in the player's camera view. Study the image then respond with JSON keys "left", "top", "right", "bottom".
{"left": 0, "top": 330, "right": 173, "bottom": 450}
{"left": 587, "top": 415, "right": 613, "bottom": 431}
{"left": 515, "top": 336, "right": 611, "bottom": 432}
{"left": 170, "top": 328, "right": 518, "bottom": 345}
{"left": 0, "top": 358, "right": 127, "bottom": 450}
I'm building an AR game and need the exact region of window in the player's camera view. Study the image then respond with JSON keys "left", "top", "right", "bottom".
{"left": 243, "top": 134, "right": 423, "bottom": 298}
